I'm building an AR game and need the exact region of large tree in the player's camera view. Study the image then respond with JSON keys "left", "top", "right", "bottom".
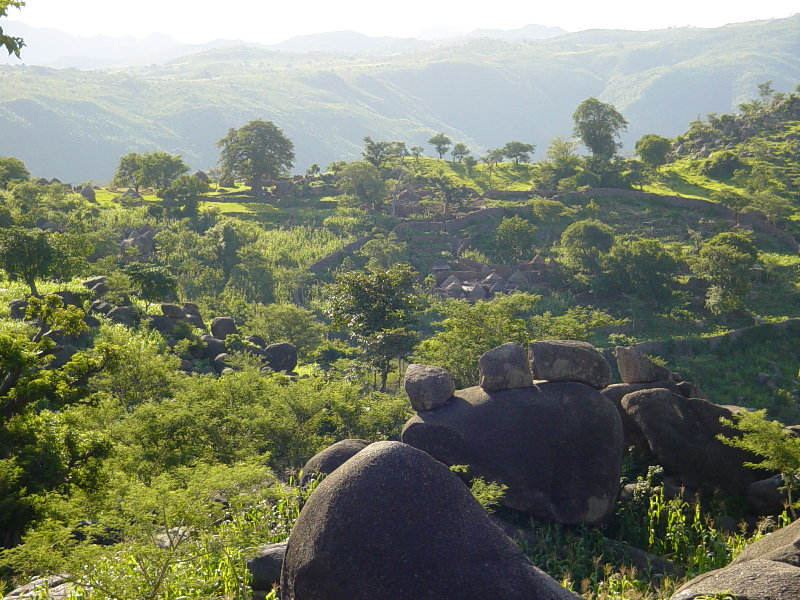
{"left": 501, "top": 141, "right": 536, "bottom": 164}
{"left": 0, "top": 156, "right": 29, "bottom": 188}
{"left": 0, "top": 1, "right": 24, "bottom": 57}
{"left": 324, "top": 264, "right": 421, "bottom": 391}
{"left": 0, "top": 227, "right": 61, "bottom": 296}
{"left": 217, "top": 120, "right": 295, "bottom": 197}
{"left": 572, "top": 98, "right": 628, "bottom": 160}
{"left": 635, "top": 134, "right": 672, "bottom": 170}
{"left": 428, "top": 133, "right": 452, "bottom": 160}
{"left": 112, "top": 151, "right": 189, "bottom": 194}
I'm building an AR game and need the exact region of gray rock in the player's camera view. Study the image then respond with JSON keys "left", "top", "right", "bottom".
{"left": 732, "top": 516, "right": 800, "bottom": 567}
{"left": 80, "top": 186, "right": 95, "bottom": 201}
{"left": 280, "top": 441, "right": 580, "bottom": 600}
{"left": 202, "top": 335, "right": 226, "bottom": 360}
{"left": 81, "top": 276, "right": 107, "bottom": 289}
{"left": 160, "top": 303, "right": 186, "bottom": 319}
{"left": 748, "top": 475, "right": 786, "bottom": 516}
{"left": 404, "top": 364, "right": 456, "bottom": 411}
{"left": 247, "top": 542, "right": 287, "bottom": 594}
{"left": 145, "top": 314, "right": 181, "bottom": 337}
{"left": 301, "top": 439, "right": 371, "bottom": 485}
{"left": 210, "top": 317, "right": 237, "bottom": 339}
{"left": 185, "top": 314, "right": 206, "bottom": 331}
{"left": 106, "top": 306, "right": 137, "bottom": 327}
{"left": 676, "top": 380, "right": 706, "bottom": 399}
{"left": 479, "top": 342, "right": 533, "bottom": 392}
{"left": 622, "top": 389, "right": 766, "bottom": 494}
{"left": 53, "top": 290, "right": 81, "bottom": 308}
{"left": 528, "top": 340, "right": 611, "bottom": 389}
{"left": 402, "top": 383, "right": 623, "bottom": 524}
{"left": 262, "top": 342, "right": 297, "bottom": 373}
{"left": 182, "top": 302, "right": 201, "bottom": 316}
{"left": 89, "top": 300, "right": 112, "bottom": 315}
{"left": 47, "top": 345, "right": 77, "bottom": 369}
{"left": 212, "top": 353, "right": 230, "bottom": 374}
{"left": 616, "top": 346, "right": 672, "bottom": 384}
{"left": 3, "top": 575, "right": 71, "bottom": 599}
{"left": 8, "top": 298, "right": 27, "bottom": 319}
{"left": 670, "top": 559, "right": 800, "bottom": 600}
{"left": 601, "top": 381, "right": 681, "bottom": 450}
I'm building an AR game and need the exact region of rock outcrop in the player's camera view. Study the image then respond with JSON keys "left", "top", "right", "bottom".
{"left": 403, "top": 364, "right": 456, "bottom": 412}
{"left": 402, "top": 382, "right": 623, "bottom": 524}
{"left": 300, "top": 439, "right": 371, "bottom": 485}
{"left": 528, "top": 340, "right": 611, "bottom": 389}
{"left": 280, "top": 441, "right": 580, "bottom": 600}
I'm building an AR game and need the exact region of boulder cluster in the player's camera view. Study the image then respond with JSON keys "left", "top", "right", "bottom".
{"left": 431, "top": 256, "right": 552, "bottom": 300}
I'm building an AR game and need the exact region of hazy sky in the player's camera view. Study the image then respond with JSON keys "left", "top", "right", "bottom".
{"left": 7, "top": 0, "right": 799, "bottom": 43}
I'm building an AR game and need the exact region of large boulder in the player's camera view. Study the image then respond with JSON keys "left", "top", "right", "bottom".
{"left": 300, "top": 439, "right": 370, "bottom": 485}
{"left": 247, "top": 542, "right": 287, "bottom": 597}
{"left": 616, "top": 346, "right": 672, "bottom": 384}
{"left": 478, "top": 342, "right": 533, "bottom": 392}
{"left": 106, "top": 306, "right": 137, "bottom": 327}
{"left": 601, "top": 381, "right": 681, "bottom": 450}
{"left": 622, "top": 389, "right": 766, "bottom": 494}
{"left": 262, "top": 342, "right": 298, "bottom": 373}
{"left": 8, "top": 299, "right": 27, "bottom": 319}
{"left": 671, "top": 519, "right": 800, "bottom": 600}
{"left": 202, "top": 335, "right": 226, "bottom": 360}
{"left": 402, "top": 382, "right": 623, "bottom": 524}
{"left": 210, "top": 317, "right": 237, "bottom": 340}
{"left": 160, "top": 303, "right": 186, "bottom": 319}
{"left": 280, "top": 441, "right": 580, "bottom": 600}
{"left": 528, "top": 340, "right": 610, "bottom": 390}
{"left": 404, "top": 364, "right": 456, "bottom": 411}
{"left": 2, "top": 575, "right": 71, "bottom": 600}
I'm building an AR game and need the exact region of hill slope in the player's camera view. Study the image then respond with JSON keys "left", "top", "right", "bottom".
{"left": 0, "top": 16, "right": 798, "bottom": 182}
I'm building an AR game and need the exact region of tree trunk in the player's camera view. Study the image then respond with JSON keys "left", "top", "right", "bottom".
{"left": 27, "top": 277, "right": 38, "bottom": 297}
{"left": 252, "top": 173, "right": 263, "bottom": 198}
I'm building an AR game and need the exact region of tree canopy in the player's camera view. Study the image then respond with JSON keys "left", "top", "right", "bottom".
{"left": 217, "top": 120, "right": 295, "bottom": 197}
{"left": 428, "top": 133, "right": 452, "bottom": 160}
{"left": 0, "top": 227, "right": 61, "bottom": 296}
{"left": 572, "top": 98, "right": 628, "bottom": 159}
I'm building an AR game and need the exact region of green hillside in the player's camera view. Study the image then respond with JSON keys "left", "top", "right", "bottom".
{"left": 1, "top": 16, "right": 798, "bottom": 182}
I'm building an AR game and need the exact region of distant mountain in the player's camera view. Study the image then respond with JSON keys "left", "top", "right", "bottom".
{"left": 273, "top": 31, "right": 431, "bottom": 54}
{"left": 0, "top": 21, "right": 261, "bottom": 69}
{"left": 466, "top": 24, "right": 567, "bottom": 40}
{"left": 0, "top": 16, "right": 797, "bottom": 182}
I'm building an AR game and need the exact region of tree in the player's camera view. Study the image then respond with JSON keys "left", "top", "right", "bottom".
{"left": 501, "top": 141, "right": 535, "bottom": 165}
{"left": 427, "top": 173, "right": 463, "bottom": 216}
{"left": 112, "top": 152, "right": 189, "bottom": 194}
{"left": 324, "top": 264, "right": 421, "bottom": 391}
{"left": 451, "top": 142, "right": 470, "bottom": 163}
{"left": 572, "top": 98, "right": 628, "bottom": 159}
{"left": 428, "top": 133, "right": 452, "bottom": 160}
{"left": 559, "top": 218, "right": 615, "bottom": 273}
{"left": 690, "top": 232, "right": 757, "bottom": 315}
{"left": 0, "top": 227, "right": 62, "bottom": 296}
{"left": 337, "top": 161, "right": 385, "bottom": 211}
{"left": 0, "top": 0, "right": 24, "bottom": 57}
{"left": 481, "top": 148, "right": 505, "bottom": 176}
{"left": 604, "top": 238, "right": 678, "bottom": 304}
{"left": 160, "top": 174, "right": 210, "bottom": 218}
{"left": 463, "top": 155, "right": 478, "bottom": 176}
{"left": 306, "top": 163, "right": 321, "bottom": 176}
{"left": 362, "top": 137, "right": 407, "bottom": 168}
{"left": 0, "top": 156, "right": 29, "bottom": 188}
{"left": 635, "top": 134, "right": 672, "bottom": 170}
{"left": 409, "top": 146, "right": 424, "bottom": 162}
{"left": 217, "top": 120, "right": 295, "bottom": 197}
{"left": 245, "top": 304, "right": 325, "bottom": 362}
{"left": 494, "top": 216, "right": 537, "bottom": 263}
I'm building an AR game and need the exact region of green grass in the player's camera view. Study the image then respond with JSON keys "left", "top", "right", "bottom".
{"left": 642, "top": 161, "right": 745, "bottom": 200}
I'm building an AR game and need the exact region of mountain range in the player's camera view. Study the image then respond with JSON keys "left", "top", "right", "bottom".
{"left": 0, "top": 16, "right": 797, "bottom": 183}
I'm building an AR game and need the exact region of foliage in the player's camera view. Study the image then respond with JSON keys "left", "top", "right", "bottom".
{"left": 635, "top": 134, "right": 672, "bottom": 169}
{"left": 720, "top": 409, "right": 800, "bottom": 517}
{"left": 0, "top": 157, "right": 29, "bottom": 189}
{"left": 244, "top": 303, "right": 325, "bottom": 361}
{"left": 414, "top": 293, "right": 538, "bottom": 388}
{"left": 529, "top": 306, "right": 625, "bottom": 342}
{"left": 217, "top": 120, "right": 295, "bottom": 197}
{"left": 559, "top": 219, "right": 616, "bottom": 273}
{"left": 361, "top": 137, "right": 406, "bottom": 168}
{"left": 701, "top": 151, "right": 741, "bottom": 179}
{"left": 428, "top": 133, "right": 452, "bottom": 160}
{"left": 112, "top": 152, "right": 189, "bottom": 195}
{"left": 324, "top": 264, "right": 421, "bottom": 390}
{"left": 0, "top": 227, "right": 61, "bottom": 296}
{"left": 690, "top": 232, "right": 758, "bottom": 315}
{"left": 494, "top": 215, "right": 538, "bottom": 263}
{"left": 0, "top": 0, "right": 24, "bottom": 57}
{"left": 501, "top": 141, "right": 536, "bottom": 164}
{"left": 451, "top": 142, "right": 470, "bottom": 163}
{"left": 159, "top": 175, "right": 209, "bottom": 218}
{"left": 336, "top": 162, "right": 385, "bottom": 211}
{"left": 604, "top": 238, "right": 679, "bottom": 304}
{"left": 572, "top": 98, "right": 628, "bottom": 159}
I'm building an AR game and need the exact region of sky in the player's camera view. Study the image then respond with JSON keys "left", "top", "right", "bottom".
{"left": 5, "top": 0, "right": 799, "bottom": 43}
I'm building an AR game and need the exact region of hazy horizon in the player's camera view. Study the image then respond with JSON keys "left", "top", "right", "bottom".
{"left": 2, "top": 0, "right": 798, "bottom": 47}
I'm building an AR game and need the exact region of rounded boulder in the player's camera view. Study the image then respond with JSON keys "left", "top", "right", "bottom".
{"left": 280, "top": 441, "right": 580, "bottom": 600}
